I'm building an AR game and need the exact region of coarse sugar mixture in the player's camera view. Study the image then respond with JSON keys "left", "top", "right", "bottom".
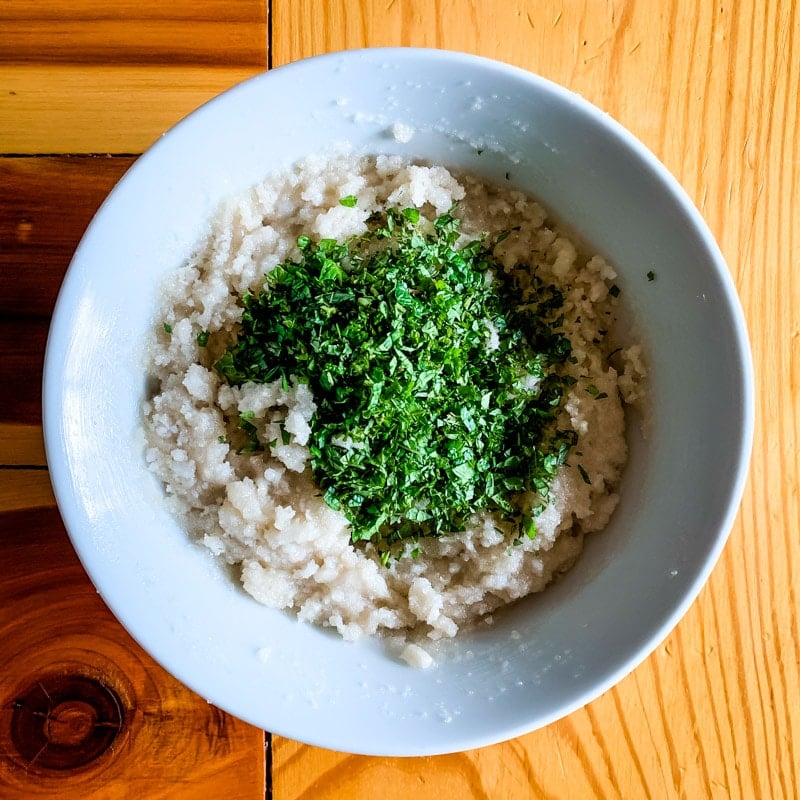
{"left": 143, "top": 154, "right": 646, "bottom": 665}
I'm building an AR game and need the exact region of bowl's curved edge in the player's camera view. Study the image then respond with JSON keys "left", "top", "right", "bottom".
{"left": 41, "top": 47, "right": 756, "bottom": 756}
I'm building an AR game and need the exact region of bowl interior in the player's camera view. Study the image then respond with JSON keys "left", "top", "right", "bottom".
{"left": 43, "top": 48, "right": 753, "bottom": 755}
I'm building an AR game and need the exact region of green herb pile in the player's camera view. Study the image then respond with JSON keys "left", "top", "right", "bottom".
{"left": 215, "top": 206, "right": 577, "bottom": 556}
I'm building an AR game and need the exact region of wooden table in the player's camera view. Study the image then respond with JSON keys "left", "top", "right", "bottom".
{"left": 1, "top": 2, "right": 797, "bottom": 797}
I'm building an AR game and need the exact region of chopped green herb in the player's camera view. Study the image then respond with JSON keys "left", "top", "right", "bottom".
{"left": 595, "top": 392, "right": 609, "bottom": 400}
{"left": 196, "top": 330, "right": 210, "bottom": 347}
{"left": 578, "top": 464, "right": 592, "bottom": 484}
{"left": 237, "top": 411, "right": 263, "bottom": 454}
{"left": 522, "top": 514, "right": 537, "bottom": 539}
{"left": 216, "top": 207, "right": 578, "bottom": 556}
{"left": 339, "top": 195, "right": 358, "bottom": 208}
{"left": 163, "top": 322, "right": 173, "bottom": 334}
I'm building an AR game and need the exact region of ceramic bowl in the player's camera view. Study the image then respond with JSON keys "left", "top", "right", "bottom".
{"left": 43, "top": 48, "right": 754, "bottom": 755}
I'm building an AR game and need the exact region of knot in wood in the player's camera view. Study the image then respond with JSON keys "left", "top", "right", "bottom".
{"left": 10, "top": 674, "right": 123, "bottom": 770}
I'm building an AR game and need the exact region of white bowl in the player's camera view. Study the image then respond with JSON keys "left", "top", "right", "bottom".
{"left": 43, "top": 48, "right": 754, "bottom": 756}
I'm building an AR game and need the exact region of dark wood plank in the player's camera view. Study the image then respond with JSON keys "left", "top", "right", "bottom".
{"left": 0, "top": 317, "right": 48, "bottom": 425}
{"left": 0, "top": 507, "right": 266, "bottom": 799}
{"left": 0, "top": 156, "right": 134, "bottom": 317}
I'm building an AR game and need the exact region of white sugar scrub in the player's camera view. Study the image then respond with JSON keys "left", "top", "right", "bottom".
{"left": 391, "top": 122, "right": 415, "bottom": 143}
{"left": 143, "top": 154, "right": 646, "bottom": 660}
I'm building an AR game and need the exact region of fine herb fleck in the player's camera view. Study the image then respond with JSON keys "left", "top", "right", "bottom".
{"left": 216, "top": 207, "right": 578, "bottom": 555}
{"left": 163, "top": 322, "right": 173, "bottom": 334}
{"left": 647, "top": 270, "right": 656, "bottom": 281}
{"left": 339, "top": 195, "right": 358, "bottom": 208}
{"left": 609, "top": 284, "right": 621, "bottom": 298}
{"left": 586, "top": 383, "right": 608, "bottom": 400}
{"left": 197, "top": 330, "right": 210, "bottom": 347}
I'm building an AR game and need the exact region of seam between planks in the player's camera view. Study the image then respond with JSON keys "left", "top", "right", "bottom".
{"left": 264, "top": 15, "right": 273, "bottom": 800}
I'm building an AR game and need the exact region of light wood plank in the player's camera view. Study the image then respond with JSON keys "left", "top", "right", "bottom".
{"left": 0, "top": 507, "right": 265, "bottom": 799}
{"left": 0, "top": 65, "right": 263, "bottom": 153}
{"left": 272, "top": 0, "right": 686, "bottom": 168}
{"left": 271, "top": 1, "right": 800, "bottom": 798}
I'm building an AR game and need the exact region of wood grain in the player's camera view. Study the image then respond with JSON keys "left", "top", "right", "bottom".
{"left": 0, "top": 4, "right": 271, "bottom": 797}
{"left": 0, "top": 157, "right": 135, "bottom": 317}
{"left": 271, "top": 1, "right": 800, "bottom": 798}
{"left": 0, "top": 0, "right": 267, "bottom": 155}
{"left": 0, "top": 508, "right": 265, "bottom": 799}
{"left": 0, "top": 424, "right": 46, "bottom": 466}
{"left": 0, "top": 65, "right": 264, "bottom": 154}
{"left": 0, "top": 471, "right": 54, "bottom": 512}
{"left": 0, "top": 1, "right": 267, "bottom": 66}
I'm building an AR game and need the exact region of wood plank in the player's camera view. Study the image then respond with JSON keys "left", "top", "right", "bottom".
{"left": 272, "top": 513, "right": 797, "bottom": 799}
{"left": 0, "top": 157, "right": 134, "bottom": 317}
{"left": 272, "top": 0, "right": 675, "bottom": 165}
{"left": 0, "top": 65, "right": 263, "bottom": 153}
{"left": 270, "top": 561, "right": 758, "bottom": 800}
{"left": 0, "top": 469, "right": 54, "bottom": 512}
{"left": 0, "top": 424, "right": 47, "bottom": 466}
{"left": 270, "top": 0, "right": 787, "bottom": 219}
{"left": 0, "top": 1, "right": 267, "bottom": 66}
{"left": 0, "top": 507, "right": 265, "bottom": 799}
{"left": 271, "top": 1, "right": 800, "bottom": 798}
{"left": 0, "top": 317, "right": 48, "bottom": 425}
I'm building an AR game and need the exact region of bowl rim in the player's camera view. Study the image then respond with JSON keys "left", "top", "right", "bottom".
{"left": 42, "top": 46, "right": 755, "bottom": 755}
